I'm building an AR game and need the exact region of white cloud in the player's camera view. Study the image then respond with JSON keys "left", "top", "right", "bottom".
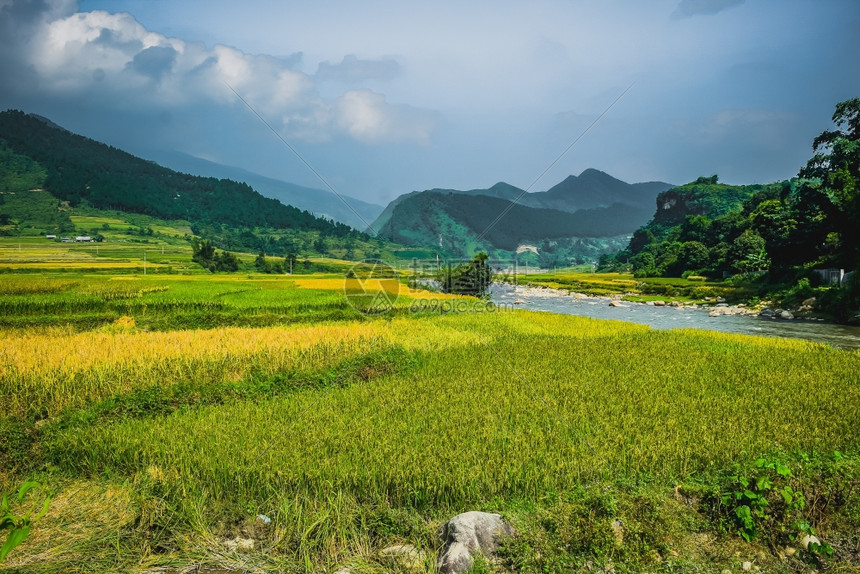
{"left": 0, "top": 0, "right": 437, "bottom": 145}
{"left": 333, "top": 89, "right": 437, "bottom": 144}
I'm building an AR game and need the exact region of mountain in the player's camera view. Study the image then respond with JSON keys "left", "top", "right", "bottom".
{"left": 143, "top": 150, "right": 383, "bottom": 232}
{"left": 539, "top": 169, "right": 672, "bottom": 211}
{"left": 0, "top": 110, "right": 355, "bottom": 237}
{"left": 380, "top": 191, "right": 652, "bottom": 251}
{"left": 373, "top": 170, "right": 673, "bottom": 260}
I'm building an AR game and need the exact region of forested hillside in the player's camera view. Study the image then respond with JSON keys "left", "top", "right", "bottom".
{"left": 374, "top": 169, "right": 669, "bottom": 262}
{"left": 0, "top": 110, "right": 355, "bottom": 237}
{"left": 611, "top": 98, "right": 860, "bottom": 321}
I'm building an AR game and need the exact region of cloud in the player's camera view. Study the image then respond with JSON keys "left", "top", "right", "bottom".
{"left": 0, "top": 0, "right": 436, "bottom": 146}
{"left": 127, "top": 45, "right": 176, "bottom": 80}
{"left": 333, "top": 89, "right": 437, "bottom": 144}
{"left": 698, "top": 108, "right": 801, "bottom": 145}
{"left": 316, "top": 54, "right": 401, "bottom": 83}
{"left": 671, "top": 0, "right": 744, "bottom": 19}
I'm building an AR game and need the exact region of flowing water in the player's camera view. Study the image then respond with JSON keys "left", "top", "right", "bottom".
{"left": 491, "top": 284, "right": 860, "bottom": 350}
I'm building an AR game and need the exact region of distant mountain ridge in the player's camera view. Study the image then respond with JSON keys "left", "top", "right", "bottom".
{"left": 373, "top": 170, "right": 673, "bottom": 259}
{"left": 143, "top": 150, "right": 384, "bottom": 231}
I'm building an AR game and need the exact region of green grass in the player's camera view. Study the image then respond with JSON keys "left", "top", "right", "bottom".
{"left": 1, "top": 273, "right": 858, "bottom": 573}
{"left": 514, "top": 271, "right": 743, "bottom": 303}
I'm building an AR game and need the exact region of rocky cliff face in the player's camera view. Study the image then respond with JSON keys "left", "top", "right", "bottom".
{"left": 652, "top": 188, "right": 708, "bottom": 226}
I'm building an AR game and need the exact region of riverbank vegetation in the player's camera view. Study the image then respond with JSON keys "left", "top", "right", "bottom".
{"left": 1, "top": 272, "right": 859, "bottom": 573}
{"left": 602, "top": 99, "right": 860, "bottom": 323}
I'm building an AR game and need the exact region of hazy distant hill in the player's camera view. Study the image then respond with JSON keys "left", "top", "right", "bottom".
{"left": 143, "top": 150, "right": 383, "bottom": 232}
{"left": 373, "top": 170, "right": 672, "bottom": 259}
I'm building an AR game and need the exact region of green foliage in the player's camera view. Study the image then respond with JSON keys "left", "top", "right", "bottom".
{"left": 379, "top": 189, "right": 649, "bottom": 260}
{"left": 800, "top": 98, "right": 860, "bottom": 269}
{"left": 0, "top": 110, "right": 357, "bottom": 237}
{"left": 619, "top": 100, "right": 860, "bottom": 321}
{"left": 1, "top": 482, "right": 51, "bottom": 563}
{"left": 0, "top": 142, "right": 46, "bottom": 192}
{"left": 696, "top": 452, "right": 855, "bottom": 566}
{"left": 438, "top": 252, "right": 493, "bottom": 296}
{"left": 0, "top": 189, "right": 74, "bottom": 236}
{"left": 729, "top": 230, "right": 769, "bottom": 274}
{"left": 191, "top": 239, "right": 239, "bottom": 272}
{"left": 716, "top": 458, "right": 798, "bottom": 543}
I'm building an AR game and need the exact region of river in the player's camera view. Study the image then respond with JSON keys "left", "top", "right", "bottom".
{"left": 491, "top": 283, "right": 860, "bottom": 350}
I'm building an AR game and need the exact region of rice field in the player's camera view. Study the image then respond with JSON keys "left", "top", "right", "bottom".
{"left": 1, "top": 272, "right": 859, "bottom": 573}
{"left": 518, "top": 270, "right": 736, "bottom": 301}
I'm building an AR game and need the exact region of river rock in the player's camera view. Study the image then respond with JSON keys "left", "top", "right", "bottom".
{"left": 780, "top": 310, "right": 795, "bottom": 320}
{"left": 437, "top": 511, "right": 515, "bottom": 574}
{"left": 653, "top": 300, "right": 666, "bottom": 306}
{"left": 801, "top": 297, "right": 817, "bottom": 308}
{"left": 759, "top": 308, "right": 775, "bottom": 318}
{"left": 608, "top": 300, "right": 627, "bottom": 307}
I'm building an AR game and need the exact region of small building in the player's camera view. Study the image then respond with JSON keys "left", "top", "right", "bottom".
{"left": 75, "top": 236, "right": 94, "bottom": 242}
{"left": 60, "top": 237, "right": 72, "bottom": 243}
{"left": 45, "top": 234, "right": 56, "bottom": 239}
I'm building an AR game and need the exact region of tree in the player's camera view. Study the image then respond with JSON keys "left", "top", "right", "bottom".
{"left": 438, "top": 253, "right": 493, "bottom": 297}
{"left": 729, "top": 231, "right": 769, "bottom": 274}
{"left": 679, "top": 241, "right": 709, "bottom": 271}
{"left": 192, "top": 239, "right": 239, "bottom": 272}
{"left": 254, "top": 251, "right": 268, "bottom": 272}
{"left": 799, "top": 98, "right": 860, "bottom": 267}
{"left": 313, "top": 237, "right": 326, "bottom": 255}
{"left": 192, "top": 239, "right": 216, "bottom": 263}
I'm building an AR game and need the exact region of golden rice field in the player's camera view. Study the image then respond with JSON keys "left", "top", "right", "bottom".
{"left": 1, "top": 272, "right": 859, "bottom": 574}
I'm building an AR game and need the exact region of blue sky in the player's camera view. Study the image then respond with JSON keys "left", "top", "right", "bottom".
{"left": 1, "top": 0, "right": 858, "bottom": 204}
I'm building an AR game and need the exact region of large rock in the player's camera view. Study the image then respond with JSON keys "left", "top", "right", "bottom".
{"left": 437, "top": 511, "right": 515, "bottom": 574}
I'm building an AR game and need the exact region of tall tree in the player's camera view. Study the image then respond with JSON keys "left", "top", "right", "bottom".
{"left": 799, "top": 98, "right": 860, "bottom": 268}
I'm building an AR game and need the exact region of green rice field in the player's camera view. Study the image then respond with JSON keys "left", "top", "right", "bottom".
{"left": 1, "top": 269, "right": 858, "bottom": 573}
